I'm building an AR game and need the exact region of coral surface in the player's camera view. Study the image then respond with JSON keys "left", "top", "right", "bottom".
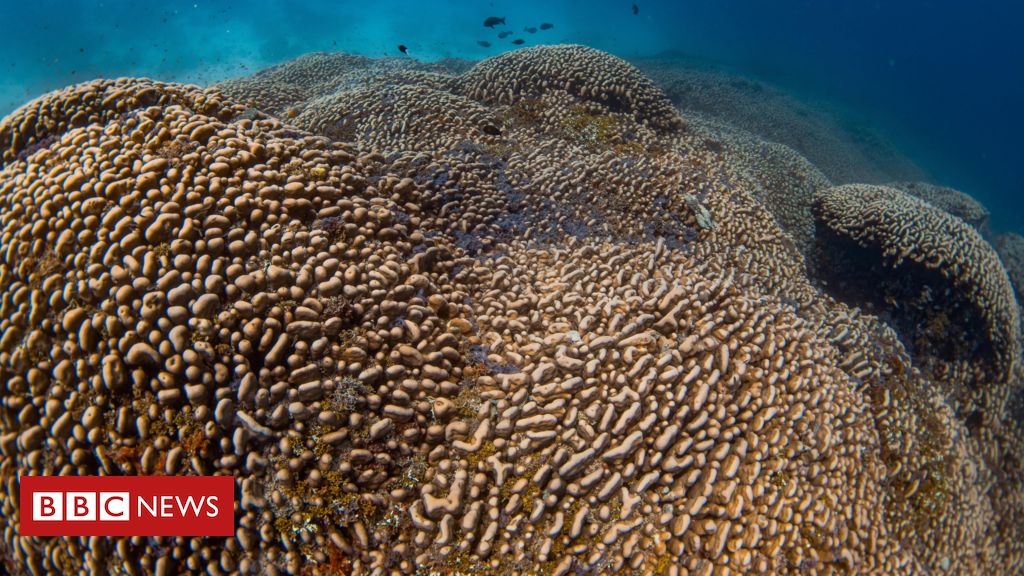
{"left": 890, "top": 181, "right": 991, "bottom": 234}
{"left": 0, "top": 45, "right": 1022, "bottom": 576}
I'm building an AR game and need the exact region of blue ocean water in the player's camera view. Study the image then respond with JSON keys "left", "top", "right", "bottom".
{"left": 1, "top": 0, "right": 1022, "bottom": 232}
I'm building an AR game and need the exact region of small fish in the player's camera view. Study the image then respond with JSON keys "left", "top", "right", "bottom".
{"left": 482, "top": 124, "right": 501, "bottom": 136}
{"left": 539, "top": 22, "right": 554, "bottom": 30}
{"left": 397, "top": 44, "right": 409, "bottom": 55}
{"left": 498, "top": 31, "right": 513, "bottom": 39}
{"left": 483, "top": 16, "right": 506, "bottom": 28}
{"left": 524, "top": 26, "right": 537, "bottom": 33}
{"left": 477, "top": 40, "right": 492, "bottom": 47}
{"left": 632, "top": 3, "right": 639, "bottom": 15}
{"left": 511, "top": 39, "right": 525, "bottom": 45}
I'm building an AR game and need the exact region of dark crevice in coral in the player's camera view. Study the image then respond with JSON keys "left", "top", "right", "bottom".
{"left": 810, "top": 225, "right": 995, "bottom": 389}
{"left": 13, "top": 134, "right": 55, "bottom": 163}
{"left": 964, "top": 410, "right": 984, "bottom": 435}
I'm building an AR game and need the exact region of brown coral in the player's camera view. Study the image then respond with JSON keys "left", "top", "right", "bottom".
{"left": 456, "top": 45, "right": 685, "bottom": 132}
{"left": 891, "top": 181, "right": 991, "bottom": 233}
{"left": 813, "top": 184, "right": 1020, "bottom": 389}
{"left": 995, "top": 232, "right": 1024, "bottom": 306}
{"left": 216, "top": 52, "right": 460, "bottom": 118}
{"left": 0, "top": 48, "right": 1022, "bottom": 576}
{"left": 293, "top": 83, "right": 499, "bottom": 152}
{"left": 0, "top": 77, "right": 239, "bottom": 165}
{"left": 686, "top": 116, "right": 832, "bottom": 255}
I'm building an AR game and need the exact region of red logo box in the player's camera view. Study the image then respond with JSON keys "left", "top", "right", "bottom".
{"left": 20, "top": 476, "right": 234, "bottom": 536}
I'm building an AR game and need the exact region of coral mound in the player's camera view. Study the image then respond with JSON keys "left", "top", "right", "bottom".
{"left": 455, "top": 45, "right": 685, "bottom": 132}
{"left": 0, "top": 78, "right": 239, "bottom": 165}
{"left": 216, "top": 52, "right": 460, "bottom": 119}
{"left": 686, "top": 117, "right": 832, "bottom": 255}
{"left": 813, "top": 183, "right": 1020, "bottom": 388}
{"left": 890, "top": 181, "right": 991, "bottom": 233}
{"left": 0, "top": 49, "right": 1022, "bottom": 576}
{"left": 996, "top": 232, "right": 1024, "bottom": 305}
{"left": 294, "top": 83, "right": 498, "bottom": 152}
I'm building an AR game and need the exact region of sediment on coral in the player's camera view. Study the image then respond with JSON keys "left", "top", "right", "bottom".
{"left": 0, "top": 47, "right": 1022, "bottom": 576}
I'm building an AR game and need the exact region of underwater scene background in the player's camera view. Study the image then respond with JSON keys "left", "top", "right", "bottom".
{"left": 2, "top": 0, "right": 1022, "bottom": 232}
{"left": 1, "top": 0, "right": 1024, "bottom": 575}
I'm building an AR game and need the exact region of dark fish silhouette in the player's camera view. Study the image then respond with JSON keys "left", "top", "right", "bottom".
{"left": 483, "top": 16, "right": 506, "bottom": 28}
{"left": 398, "top": 44, "right": 409, "bottom": 55}
{"left": 477, "top": 40, "right": 492, "bottom": 47}
{"left": 633, "top": 3, "right": 639, "bottom": 15}
{"left": 482, "top": 124, "right": 501, "bottom": 136}
{"left": 524, "top": 26, "right": 537, "bottom": 33}
{"left": 498, "top": 31, "right": 513, "bottom": 39}
{"left": 511, "top": 39, "right": 525, "bottom": 45}
{"left": 540, "top": 22, "right": 554, "bottom": 30}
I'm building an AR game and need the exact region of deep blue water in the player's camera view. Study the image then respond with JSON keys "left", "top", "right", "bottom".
{"left": 2, "top": 0, "right": 1021, "bottom": 232}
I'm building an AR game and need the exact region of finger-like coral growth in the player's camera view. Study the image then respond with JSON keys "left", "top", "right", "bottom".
{"left": 0, "top": 47, "right": 1022, "bottom": 576}
{"left": 996, "top": 232, "right": 1024, "bottom": 306}
{"left": 0, "top": 78, "right": 240, "bottom": 164}
{"left": 294, "top": 84, "right": 499, "bottom": 152}
{"left": 813, "top": 184, "right": 1020, "bottom": 394}
{"left": 456, "top": 45, "right": 685, "bottom": 133}
{"left": 891, "top": 181, "right": 991, "bottom": 233}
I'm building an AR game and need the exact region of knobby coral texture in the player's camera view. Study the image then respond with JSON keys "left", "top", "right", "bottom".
{"left": 889, "top": 181, "right": 992, "bottom": 235}
{"left": 0, "top": 45, "right": 1021, "bottom": 575}
{"left": 996, "top": 232, "right": 1024, "bottom": 307}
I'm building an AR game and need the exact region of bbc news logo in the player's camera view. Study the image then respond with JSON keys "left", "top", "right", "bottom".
{"left": 20, "top": 476, "right": 234, "bottom": 536}
{"left": 34, "top": 491, "right": 131, "bottom": 521}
